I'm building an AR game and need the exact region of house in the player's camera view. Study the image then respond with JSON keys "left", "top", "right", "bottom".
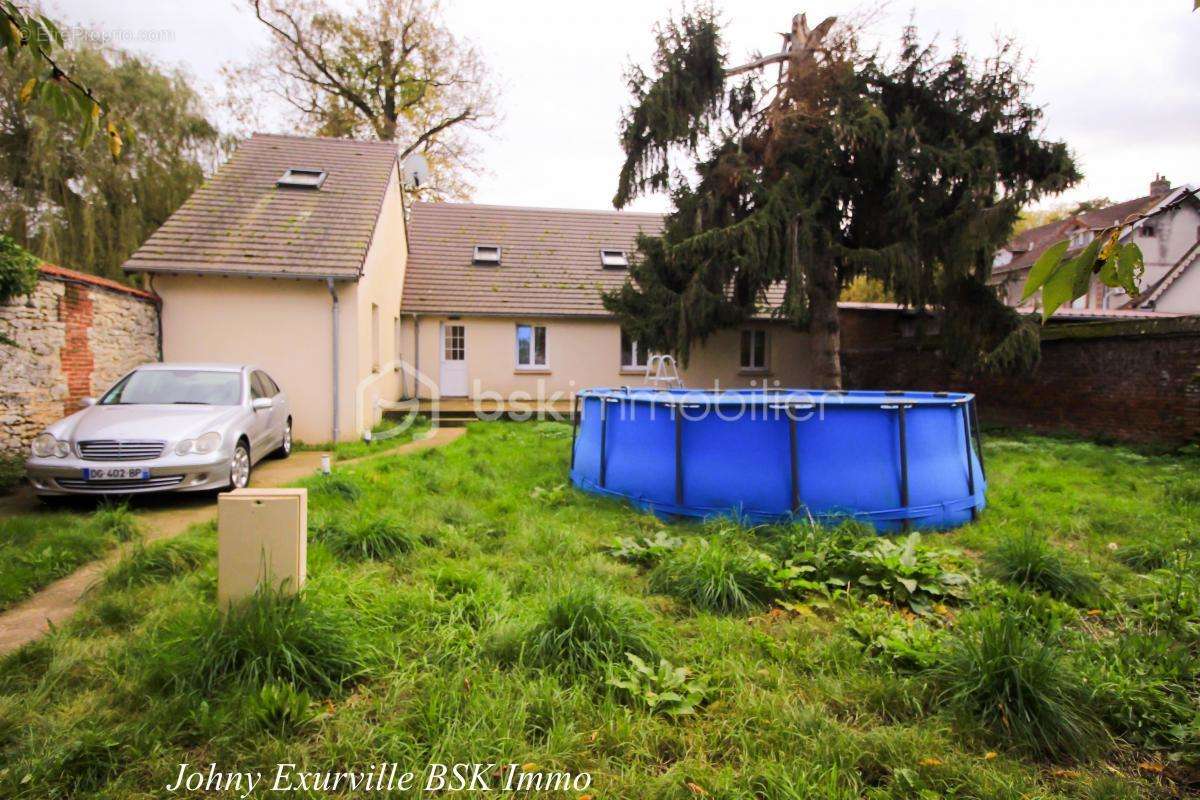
{"left": 123, "top": 134, "right": 407, "bottom": 443}
{"left": 990, "top": 176, "right": 1200, "bottom": 313}
{"left": 396, "top": 202, "right": 819, "bottom": 400}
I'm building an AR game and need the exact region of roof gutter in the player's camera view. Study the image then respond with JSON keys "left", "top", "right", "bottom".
{"left": 123, "top": 266, "right": 359, "bottom": 282}
{"left": 326, "top": 278, "right": 340, "bottom": 443}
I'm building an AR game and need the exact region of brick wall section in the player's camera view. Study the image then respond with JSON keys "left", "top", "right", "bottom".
{"left": 59, "top": 281, "right": 95, "bottom": 409}
{"left": 841, "top": 310, "right": 1200, "bottom": 446}
{"left": 0, "top": 265, "right": 159, "bottom": 457}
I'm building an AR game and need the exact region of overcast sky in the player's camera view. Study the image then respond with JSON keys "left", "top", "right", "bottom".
{"left": 50, "top": 0, "right": 1200, "bottom": 214}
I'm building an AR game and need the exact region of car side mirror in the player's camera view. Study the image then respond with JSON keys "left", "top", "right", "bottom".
{"left": 251, "top": 397, "right": 274, "bottom": 411}
{"left": 79, "top": 396, "right": 96, "bottom": 407}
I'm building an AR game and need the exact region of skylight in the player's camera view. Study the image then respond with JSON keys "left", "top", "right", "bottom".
{"left": 473, "top": 245, "right": 501, "bottom": 265}
{"left": 600, "top": 249, "right": 628, "bottom": 268}
{"left": 276, "top": 169, "right": 327, "bottom": 189}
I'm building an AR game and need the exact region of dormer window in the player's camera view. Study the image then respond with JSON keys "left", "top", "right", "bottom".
{"left": 276, "top": 169, "right": 327, "bottom": 189}
{"left": 473, "top": 245, "right": 501, "bottom": 265}
{"left": 600, "top": 249, "right": 628, "bottom": 269}
{"left": 1069, "top": 228, "right": 1092, "bottom": 248}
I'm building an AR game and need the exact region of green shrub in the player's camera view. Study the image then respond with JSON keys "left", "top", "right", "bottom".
{"left": 935, "top": 610, "right": 1103, "bottom": 758}
{"left": 103, "top": 537, "right": 210, "bottom": 589}
{"left": 247, "top": 682, "right": 324, "bottom": 736}
{"left": 521, "top": 584, "right": 658, "bottom": 676}
{"left": 845, "top": 607, "right": 945, "bottom": 672}
{"left": 319, "top": 514, "right": 420, "bottom": 560}
{"left": 607, "top": 530, "right": 683, "bottom": 567}
{"left": 1113, "top": 540, "right": 1177, "bottom": 572}
{"left": 142, "top": 585, "right": 373, "bottom": 696}
{"left": 607, "top": 653, "right": 708, "bottom": 715}
{"left": 90, "top": 502, "right": 140, "bottom": 542}
{"left": 649, "top": 537, "right": 777, "bottom": 614}
{"left": 773, "top": 526, "right": 971, "bottom": 614}
{"left": 985, "top": 529, "right": 1099, "bottom": 606}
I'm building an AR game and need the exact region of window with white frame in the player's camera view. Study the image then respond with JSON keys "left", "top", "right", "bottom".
{"left": 1069, "top": 228, "right": 1092, "bottom": 248}
{"left": 740, "top": 329, "right": 767, "bottom": 370}
{"left": 515, "top": 323, "right": 547, "bottom": 368}
{"left": 620, "top": 330, "right": 649, "bottom": 369}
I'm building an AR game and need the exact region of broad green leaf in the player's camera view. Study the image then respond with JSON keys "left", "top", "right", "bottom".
{"left": 1020, "top": 239, "right": 1069, "bottom": 300}
{"left": 1041, "top": 257, "right": 1082, "bottom": 320}
{"left": 1116, "top": 242, "right": 1144, "bottom": 296}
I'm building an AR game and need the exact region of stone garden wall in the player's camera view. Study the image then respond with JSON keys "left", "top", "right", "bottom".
{"left": 0, "top": 264, "right": 159, "bottom": 457}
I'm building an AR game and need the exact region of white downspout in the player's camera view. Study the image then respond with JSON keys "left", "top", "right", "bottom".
{"left": 326, "top": 278, "right": 340, "bottom": 443}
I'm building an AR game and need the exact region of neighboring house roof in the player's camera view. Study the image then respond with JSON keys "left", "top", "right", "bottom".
{"left": 993, "top": 191, "right": 1177, "bottom": 276}
{"left": 401, "top": 202, "right": 664, "bottom": 316}
{"left": 123, "top": 133, "right": 398, "bottom": 280}
{"left": 39, "top": 262, "right": 158, "bottom": 302}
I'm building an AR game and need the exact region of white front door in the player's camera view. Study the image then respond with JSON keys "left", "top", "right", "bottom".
{"left": 440, "top": 323, "right": 468, "bottom": 397}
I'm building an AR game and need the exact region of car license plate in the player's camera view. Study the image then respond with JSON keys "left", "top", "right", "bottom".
{"left": 83, "top": 467, "right": 149, "bottom": 480}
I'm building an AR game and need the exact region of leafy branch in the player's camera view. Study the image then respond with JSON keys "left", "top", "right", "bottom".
{"left": 1020, "top": 215, "right": 1147, "bottom": 321}
{"left": 0, "top": 1, "right": 122, "bottom": 156}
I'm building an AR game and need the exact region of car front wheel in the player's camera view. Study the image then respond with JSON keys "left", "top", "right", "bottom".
{"left": 229, "top": 441, "right": 251, "bottom": 490}
{"left": 274, "top": 419, "right": 292, "bottom": 459}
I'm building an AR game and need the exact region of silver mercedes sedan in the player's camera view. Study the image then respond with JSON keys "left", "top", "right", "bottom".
{"left": 25, "top": 363, "right": 292, "bottom": 498}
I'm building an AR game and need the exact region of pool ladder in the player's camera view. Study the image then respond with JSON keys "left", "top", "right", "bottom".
{"left": 644, "top": 354, "right": 683, "bottom": 389}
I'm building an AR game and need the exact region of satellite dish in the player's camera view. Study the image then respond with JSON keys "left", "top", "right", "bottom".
{"left": 401, "top": 153, "right": 431, "bottom": 190}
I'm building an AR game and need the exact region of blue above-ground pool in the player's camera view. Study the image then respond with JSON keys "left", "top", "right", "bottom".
{"left": 569, "top": 388, "right": 986, "bottom": 532}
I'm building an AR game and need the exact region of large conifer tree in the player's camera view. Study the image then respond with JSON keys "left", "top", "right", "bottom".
{"left": 606, "top": 9, "right": 1079, "bottom": 387}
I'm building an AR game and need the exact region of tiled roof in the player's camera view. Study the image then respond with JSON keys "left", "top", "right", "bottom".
{"left": 401, "top": 202, "right": 665, "bottom": 315}
{"left": 994, "top": 191, "right": 1172, "bottom": 275}
{"left": 123, "top": 133, "right": 398, "bottom": 280}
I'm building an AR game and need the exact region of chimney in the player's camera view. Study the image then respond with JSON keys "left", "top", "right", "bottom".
{"left": 1150, "top": 173, "right": 1171, "bottom": 195}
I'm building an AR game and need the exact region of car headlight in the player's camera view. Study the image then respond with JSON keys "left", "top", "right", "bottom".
{"left": 194, "top": 431, "right": 222, "bottom": 454}
{"left": 176, "top": 432, "right": 222, "bottom": 456}
{"left": 32, "top": 433, "right": 60, "bottom": 458}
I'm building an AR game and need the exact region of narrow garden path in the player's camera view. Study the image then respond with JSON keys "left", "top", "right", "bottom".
{"left": 0, "top": 426, "right": 464, "bottom": 655}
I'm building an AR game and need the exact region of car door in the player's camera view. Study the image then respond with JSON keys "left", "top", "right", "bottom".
{"left": 258, "top": 370, "right": 288, "bottom": 445}
{"left": 247, "top": 371, "right": 275, "bottom": 460}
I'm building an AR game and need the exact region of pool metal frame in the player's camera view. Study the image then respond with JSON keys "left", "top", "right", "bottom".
{"left": 569, "top": 387, "right": 986, "bottom": 530}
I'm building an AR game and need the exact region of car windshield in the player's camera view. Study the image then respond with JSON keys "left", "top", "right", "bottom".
{"left": 100, "top": 370, "right": 242, "bottom": 406}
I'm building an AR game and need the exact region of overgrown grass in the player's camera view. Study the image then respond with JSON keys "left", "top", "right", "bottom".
{"left": 935, "top": 609, "right": 1104, "bottom": 758}
{"left": 986, "top": 528, "right": 1100, "bottom": 606}
{"left": 102, "top": 534, "right": 212, "bottom": 589}
{"left": 0, "top": 424, "right": 1197, "bottom": 798}
{"left": 138, "top": 583, "right": 377, "bottom": 696}
{"left": 649, "top": 534, "right": 777, "bottom": 614}
{"left": 0, "top": 502, "right": 141, "bottom": 610}
{"left": 296, "top": 415, "right": 431, "bottom": 460}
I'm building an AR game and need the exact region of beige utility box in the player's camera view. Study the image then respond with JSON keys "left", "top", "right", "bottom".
{"left": 217, "top": 488, "right": 307, "bottom": 609}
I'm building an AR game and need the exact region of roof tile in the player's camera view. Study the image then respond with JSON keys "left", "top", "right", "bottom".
{"left": 123, "top": 133, "right": 398, "bottom": 279}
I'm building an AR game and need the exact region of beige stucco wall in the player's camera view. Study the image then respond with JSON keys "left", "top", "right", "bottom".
{"left": 153, "top": 164, "right": 408, "bottom": 443}
{"left": 350, "top": 166, "right": 407, "bottom": 432}
{"left": 399, "top": 314, "right": 814, "bottom": 399}
{"left": 153, "top": 273, "right": 351, "bottom": 443}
